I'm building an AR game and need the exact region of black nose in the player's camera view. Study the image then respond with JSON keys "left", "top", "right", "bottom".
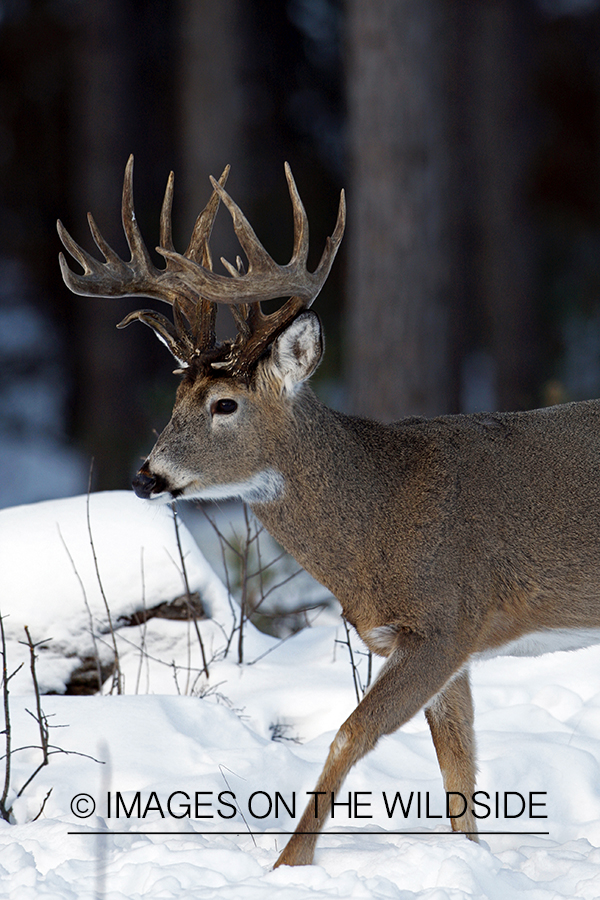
{"left": 132, "top": 469, "right": 166, "bottom": 499}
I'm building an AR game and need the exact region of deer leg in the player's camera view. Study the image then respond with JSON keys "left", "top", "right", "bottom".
{"left": 273, "top": 637, "right": 466, "bottom": 868}
{"left": 425, "top": 668, "right": 478, "bottom": 840}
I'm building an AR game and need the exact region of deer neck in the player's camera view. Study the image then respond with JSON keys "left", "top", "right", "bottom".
{"left": 250, "top": 389, "right": 414, "bottom": 620}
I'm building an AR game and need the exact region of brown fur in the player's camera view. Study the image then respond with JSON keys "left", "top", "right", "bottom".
{"left": 58, "top": 158, "right": 600, "bottom": 868}
{"left": 142, "top": 333, "right": 600, "bottom": 868}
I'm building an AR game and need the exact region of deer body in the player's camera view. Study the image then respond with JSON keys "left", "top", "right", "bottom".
{"left": 58, "top": 158, "right": 600, "bottom": 869}
{"left": 145, "top": 362, "right": 600, "bottom": 866}
{"left": 253, "top": 395, "right": 600, "bottom": 658}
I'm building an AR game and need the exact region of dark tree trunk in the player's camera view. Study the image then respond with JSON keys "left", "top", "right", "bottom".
{"left": 345, "top": 0, "right": 454, "bottom": 421}
{"left": 176, "top": 0, "right": 248, "bottom": 270}
{"left": 68, "top": 0, "right": 149, "bottom": 490}
{"left": 468, "top": 0, "right": 539, "bottom": 412}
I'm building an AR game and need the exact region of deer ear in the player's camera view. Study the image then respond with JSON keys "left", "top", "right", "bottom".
{"left": 268, "top": 311, "right": 323, "bottom": 393}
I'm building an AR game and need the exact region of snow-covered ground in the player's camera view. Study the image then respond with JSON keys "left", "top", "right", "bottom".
{"left": 1, "top": 492, "right": 600, "bottom": 899}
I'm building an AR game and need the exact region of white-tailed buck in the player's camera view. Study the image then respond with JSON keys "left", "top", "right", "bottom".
{"left": 58, "top": 157, "right": 600, "bottom": 867}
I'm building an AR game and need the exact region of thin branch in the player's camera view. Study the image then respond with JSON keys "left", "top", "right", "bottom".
{"left": 219, "top": 765, "right": 256, "bottom": 848}
{"left": 57, "top": 523, "right": 103, "bottom": 693}
{"left": 237, "top": 507, "right": 248, "bottom": 663}
{"left": 24, "top": 628, "right": 49, "bottom": 765}
{"left": 134, "top": 547, "right": 149, "bottom": 695}
{"left": 197, "top": 505, "right": 239, "bottom": 656}
{"left": 0, "top": 613, "right": 12, "bottom": 820}
{"left": 198, "top": 506, "right": 240, "bottom": 556}
{"left": 171, "top": 661, "right": 182, "bottom": 695}
{"left": 98, "top": 628, "right": 220, "bottom": 677}
{"left": 86, "top": 460, "right": 122, "bottom": 693}
{"left": 10, "top": 627, "right": 51, "bottom": 803}
{"left": 31, "top": 787, "right": 52, "bottom": 822}
{"left": 0, "top": 617, "right": 103, "bottom": 823}
{"left": 248, "top": 599, "right": 328, "bottom": 622}
{"left": 245, "top": 604, "right": 329, "bottom": 665}
{"left": 171, "top": 503, "right": 209, "bottom": 680}
{"left": 246, "top": 549, "right": 289, "bottom": 579}
{"left": 340, "top": 617, "right": 361, "bottom": 705}
{"left": 251, "top": 568, "right": 303, "bottom": 612}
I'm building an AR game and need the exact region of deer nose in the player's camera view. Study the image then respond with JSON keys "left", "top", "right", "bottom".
{"left": 132, "top": 468, "right": 166, "bottom": 499}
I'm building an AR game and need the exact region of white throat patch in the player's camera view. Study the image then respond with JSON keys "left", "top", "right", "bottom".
{"left": 183, "top": 468, "right": 285, "bottom": 504}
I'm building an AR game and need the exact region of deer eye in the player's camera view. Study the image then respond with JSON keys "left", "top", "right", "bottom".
{"left": 211, "top": 398, "right": 238, "bottom": 416}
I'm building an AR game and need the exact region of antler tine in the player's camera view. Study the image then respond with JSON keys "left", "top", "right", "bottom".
{"left": 159, "top": 169, "right": 176, "bottom": 253}
{"left": 158, "top": 164, "right": 230, "bottom": 262}
{"left": 216, "top": 163, "right": 309, "bottom": 289}
{"left": 121, "top": 154, "right": 155, "bottom": 272}
{"left": 317, "top": 190, "right": 345, "bottom": 272}
{"left": 57, "top": 218, "right": 120, "bottom": 293}
{"left": 283, "top": 161, "right": 309, "bottom": 268}
{"left": 210, "top": 175, "right": 281, "bottom": 277}
{"left": 212, "top": 167, "right": 345, "bottom": 376}
{"left": 311, "top": 185, "right": 346, "bottom": 295}
{"left": 117, "top": 308, "right": 193, "bottom": 365}
{"left": 182, "top": 165, "right": 230, "bottom": 352}
{"left": 185, "top": 165, "right": 230, "bottom": 267}
{"left": 222, "top": 296, "right": 307, "bottom": 378}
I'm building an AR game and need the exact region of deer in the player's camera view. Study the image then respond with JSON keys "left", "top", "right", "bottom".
{"left": 58, "top": 156, "right": 600, "bottom": 868}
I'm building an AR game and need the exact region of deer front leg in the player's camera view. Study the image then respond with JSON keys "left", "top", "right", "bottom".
{"left": 425, "top": 668, "right": 478, "bottom": 840}
{"left": 273, "top": 635, "right": 467, "bottom": 868}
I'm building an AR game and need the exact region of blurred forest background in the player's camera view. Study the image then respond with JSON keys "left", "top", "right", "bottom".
{"left": 1, "top": 0, "right": 600, "bottom": 508}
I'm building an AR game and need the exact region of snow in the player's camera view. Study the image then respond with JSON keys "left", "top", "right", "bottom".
{"left": 1, "top": 491, "right": 600, "bottom": 898}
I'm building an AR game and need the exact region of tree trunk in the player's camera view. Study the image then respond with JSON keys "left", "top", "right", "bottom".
{"left": 176, "top": 0, "right": 248, "bottom": 268}
{"left": 345, "top": 0, "right": 454, "bottom": 421}
{"left": 68, "top": 0, "right": 149, "bottom": 490}
{"left": 468, "top": 0, "right": 538, "bottom": 412}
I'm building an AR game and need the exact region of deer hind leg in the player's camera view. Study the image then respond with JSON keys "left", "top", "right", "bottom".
{"left": 425, "top": 667, "right": 478, "bottom": 840}
{"left": 273, "top": 639, "right": 466, "bottom": 868}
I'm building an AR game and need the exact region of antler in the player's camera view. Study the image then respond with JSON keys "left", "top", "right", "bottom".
{"left": 58, "top": 157, "right": 346, "bottom": 377}
{"left": 57, "top": 155, "right": 229, "bottom": 365}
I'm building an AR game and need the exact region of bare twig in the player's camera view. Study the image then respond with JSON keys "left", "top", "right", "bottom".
{"left": 171, "top": 503, "right": 209, "bottom": 679}
{"left": 236, "top": 504, "right": 253, "bottom": 664}
{"left": 57, "top": 523, "right": 104, "bottom": 693}
{"left": 86, "top": 460, "right": 122, "bottom": 693}
{"left": 171, "top": 661, "right": 182, "bottom": 695}
{"left": 134, "top": 547, "right": 149, "bottom": 695}
{"left": 252, "top": 568, "right": 303, "bottom": 610}
{"left": 246, "top": 549, "right": 289, "bottom": 579}
{"left": 198, "top": 504, "right": 239, "bottom": 656}
{"left": 219, "top": 764, "right": 256, "bottom": 847}
{"left": 0, "top": 613, "right": 12, "bottom": 820}
{"left": 199, "top": 502, "right": 326, "bottom": 658}
{"left": 94, "top": 627, "right": 220, "bottom": 678}
{"left": 12, "top": 628, "right": 50, "bottom": 802}
{"left": 337, "top": 618, "right": 373, "bottom": 704}
{"left": 31, "top": 787, "right": 52, "bottom": 822}
{"left": 340, "top": 617, "right": 361, "bottom": 705}
{"left": 0, "top": 620, "right": 102, "bottom": 823}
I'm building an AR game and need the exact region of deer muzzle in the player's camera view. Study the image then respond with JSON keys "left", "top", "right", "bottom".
{"left": 132, "top": 467, "right": 169, "bottom": 500}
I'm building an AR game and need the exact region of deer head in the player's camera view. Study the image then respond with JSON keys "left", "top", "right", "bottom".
{"left": 58, "top": 156, "right": 345, "bottom": 502}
